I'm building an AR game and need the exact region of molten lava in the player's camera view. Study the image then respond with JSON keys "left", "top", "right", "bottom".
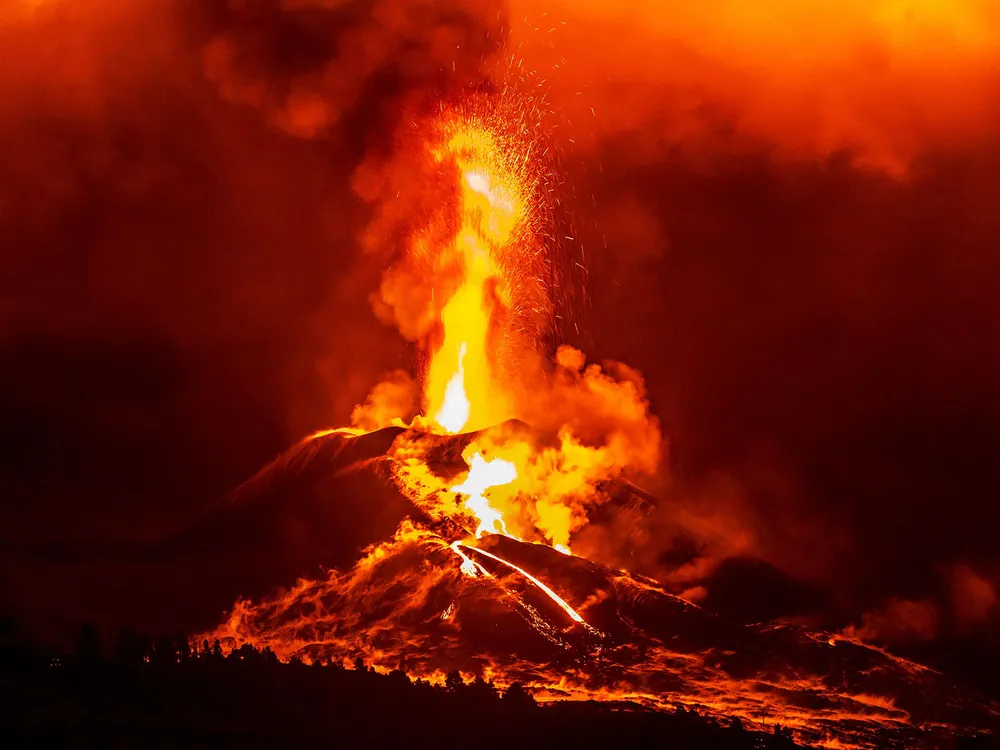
{"left": 424, "top": 125, "right": 531, "bottom": 435}
{"left": 433, "top": 342, "right": 469, "bottom": 433}
{"left": 195, "top": 82, "right": 996, "bottom": 750}
{"left": 451, "top": 452, "right": 518, "bottom": 538}
{"left": 455, "top": 542, "right": 586, "bottom": 626}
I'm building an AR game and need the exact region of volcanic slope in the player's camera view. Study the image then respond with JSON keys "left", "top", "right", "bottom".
{"left": 198, "top": 426, "right": 1000, "bottom": 750}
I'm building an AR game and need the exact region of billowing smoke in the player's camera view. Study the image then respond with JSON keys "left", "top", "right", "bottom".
{"left": 348, "top": 369, "right": 417, "bottom": 431}
{"left": 844, "top": 597, "right": 942, "bottom": 645}
{"left": 949, "top": 563, "right": 999, "bottom": 635}
{"left": 203, "top": 0, "right": 505, "bottom": 140}
{"left": 467, "top": 345, "right": 663, "bottom": 550}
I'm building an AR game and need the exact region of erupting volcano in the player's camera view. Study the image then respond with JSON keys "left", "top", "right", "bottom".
{"left": 196, "top": 83, "right": 998, "bottom": 750}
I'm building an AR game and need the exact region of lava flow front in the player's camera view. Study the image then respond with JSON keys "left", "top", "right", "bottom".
{"left": 196, "top": 86, "right": 997, "bottom": 750}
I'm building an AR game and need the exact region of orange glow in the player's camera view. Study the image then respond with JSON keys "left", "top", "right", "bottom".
{"left": 6, "top": 2, "right": 997, "bottom": 744}
{"left": 450, "top": 452, "right": 519, "bottom": 538}
{"left": 188, "top": 54, "right": 968, "bottom": 750}
{"left": 510, "top": 0, "right": 1000, "bottom": 173}
{"left": 423, "top": 124, "right": 532, "bottom": 434}
{"left": 433, "top": 343, "right": 470, "bottom": 433}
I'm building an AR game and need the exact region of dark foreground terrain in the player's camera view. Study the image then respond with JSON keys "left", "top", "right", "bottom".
{"left": 0, "top": 628, "right": 819, "bottom": 750}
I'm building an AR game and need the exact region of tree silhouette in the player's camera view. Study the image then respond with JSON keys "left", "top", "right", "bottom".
{"left": 1, "top": 621, "right": 815, "bottom": 749}
{"left": 388, "top": 667, "right": 410, "bottom": 688}
{"left": 75, "top": 623, "right": 101, "bottom": 666}
{"left": 469, "top": 675, "right": 498, "bottom": 703}
{"left": 112, "top": 628, "right": 144, "bottom": 666}
{"left": 233, "top": 643, "right": 259, "bottom": 662}
{"left": 152, "top": 635, "right": 177, "bottom": 666}
{"left": 445, "top": 670, "right": 465, "bottom": 693}
{"left": 502, "top": 682, "right": 535, "bottom": 709}
{"left": 175, "top": 635, "right": 191, "bottom": 662}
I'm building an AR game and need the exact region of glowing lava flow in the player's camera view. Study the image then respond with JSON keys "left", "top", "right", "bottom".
{"left": 450, "top": 540, "right": 489, "bottom": 578}
{"left": 454, "top": 542, "right": 585, "bottom": 625}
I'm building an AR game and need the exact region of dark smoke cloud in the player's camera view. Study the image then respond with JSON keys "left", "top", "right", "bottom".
{"left": 201, "top": 0, "right": 506, "bottom": 140}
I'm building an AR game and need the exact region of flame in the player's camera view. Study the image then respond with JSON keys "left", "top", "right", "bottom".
{"left": 424, "top": 125, "right": 530, "bottom": 434}
{"left": 450, "top": 452, "right": 519, "bottom": 538}
{"left": 433, "top": 343, "right": 470, "bottom": 433}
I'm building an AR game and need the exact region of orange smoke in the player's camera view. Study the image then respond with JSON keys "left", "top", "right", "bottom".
{"left": 386, "top": 344, "right": 661, "bottom": 551}
{"left": 949, "top": 564, "right": 999, "bottom": 633}
{"left": 513, "top": 0, "right": 1000, "bottom": 172}
{"left": 348, "top": 370, "right": 417, "bottom": 432}
{"left": 341, "top": 84, "right": 664, "bottom": 553}
{"left": 844, "top": 597, "right": 942, "bottom": 644}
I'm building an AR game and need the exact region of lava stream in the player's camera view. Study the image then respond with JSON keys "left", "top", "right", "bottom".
{"left": 454, "top": 542, "right": 586, "bottom": 625}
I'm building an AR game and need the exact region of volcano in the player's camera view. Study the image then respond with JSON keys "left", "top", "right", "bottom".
{"left": 194, "top": 426, "right": 1000, "bottom": 750}
{"left": 179, "top": 90, "right": 997, "bottom": 750}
